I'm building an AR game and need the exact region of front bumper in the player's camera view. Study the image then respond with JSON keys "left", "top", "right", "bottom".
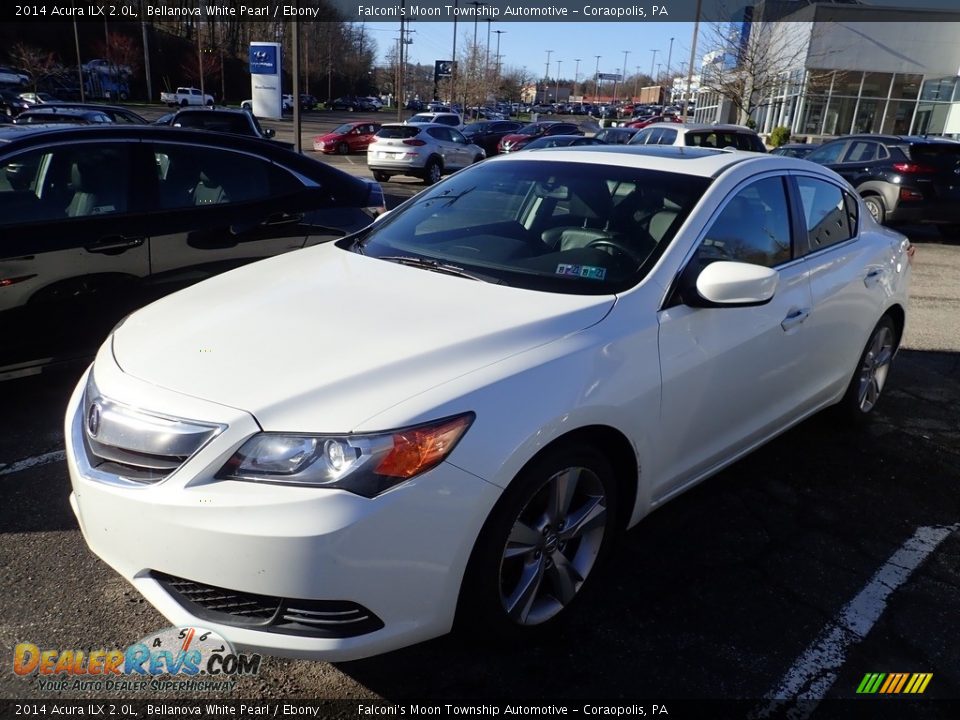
{"left": 65, "top": 355, "right": 501, "bottom": 661}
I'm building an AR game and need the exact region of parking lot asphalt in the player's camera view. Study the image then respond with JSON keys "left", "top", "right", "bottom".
{"left": 1, "top": 109, "right": 958, "bottom": 717}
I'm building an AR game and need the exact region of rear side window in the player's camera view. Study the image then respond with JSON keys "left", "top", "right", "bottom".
{"left": 796, "top": 177, "right": 857, "bottom": 252}
{"left": 844, "top": 141, "right": 879, "bottom": 163}
{"left": 806, "top": 142, "right": 846, "bottom": 165}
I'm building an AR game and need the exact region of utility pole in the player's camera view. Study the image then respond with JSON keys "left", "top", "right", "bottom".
{"left": 634, "top": 65, "right": 641, "bottom": 100}
{"left": 650, "top": 48, "right": 659, "bottom": 79}
{"left": 397, "top": 6, "right": 405, "bottom": 121}
{"left": 72, "top": 9, "right": 85, "bottom": 102}
{"left": 140, "top": 15, "right": 152, "bottom": 103}
{"left": 683, "top": 0, "right": 702, "bottom": 118}
{"left": 494, "top": 29, "right": 506, "bottom": 84}
{"left": 451, "top": 0, "right": 458, "bottom": 104}
{"left": 292, "top": 19, "right": 301, "bottom": 153}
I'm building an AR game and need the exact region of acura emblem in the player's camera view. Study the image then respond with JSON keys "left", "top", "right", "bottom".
{"left": 87, "top": 402, "right": 102, "bottom": 437}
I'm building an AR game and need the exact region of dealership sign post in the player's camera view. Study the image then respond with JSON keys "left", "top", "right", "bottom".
{"left": 249, "top": 42, "right": 282, "bottom": 119}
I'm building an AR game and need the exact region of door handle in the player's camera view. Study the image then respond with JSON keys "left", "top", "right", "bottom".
{"left": 864, "top": 268, "right": 883, "bottom": 288}
{"left": 260, "top": 212, "right": 304, "bottom": 227}
{"left": 84, "top": 236, "right": 145, "bottom": 254}
{"left": 781, "top": 307, "right": 810, "bottom": 331}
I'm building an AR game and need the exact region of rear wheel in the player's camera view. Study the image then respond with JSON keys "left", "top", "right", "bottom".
{"left": 862, "top": 195, "right": 885, "bottom": 225}
{"left": 423, "top": 158, "right": 442, "bottom": 185}
{"left": 837, "top": 315, "right": 897, "bottom": 421}
{"left": 180, "top": 99, "right": 188, "bottom": 107}
{"left": 372, "top": 171, "right": 391, "bottom": 183}
{"left": 458, "top": 446, "right": 618, "bottom": 637}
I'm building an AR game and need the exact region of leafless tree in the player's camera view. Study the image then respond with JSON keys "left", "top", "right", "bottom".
{"left": 7, "top": 42, "right": 62, "bottom": 93}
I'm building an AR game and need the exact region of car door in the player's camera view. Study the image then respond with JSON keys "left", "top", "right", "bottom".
{"left": 655, "top": 175, "right": 814, "bottom": 501}
{"left": 0, "top": 139, "right": 149, "bottom": 375}
{"left": 449, "top": 128, "right": 476, "bottom": 166}
{"left": 425, "top": 127, "right": 462, "bottom": 169}
{"left": 143, "top": 141, "right": 316, "bottom": 297}
{"left": 789, "top": 172, "right": 883, "bottom": 403}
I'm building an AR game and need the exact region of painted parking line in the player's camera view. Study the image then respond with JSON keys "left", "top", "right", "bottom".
{"left": 755, "top": 524, "right": 958, "bottom": 720}
{"left": 0, "top": 450, "right": 66, "bottom": 477}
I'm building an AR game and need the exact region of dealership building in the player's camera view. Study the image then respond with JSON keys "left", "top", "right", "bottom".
{"left": 694, "top": 1, "right": 960, "bottom": 139}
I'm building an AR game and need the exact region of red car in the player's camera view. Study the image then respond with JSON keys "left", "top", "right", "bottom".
{"left": 314, "top": 121, "right": 382, "bottom": 154}
{"left": 497, "top": 121, "right": 583, "bottom": 153}
{"left": 626, "top": 115, "right": 684, "bottom": 130}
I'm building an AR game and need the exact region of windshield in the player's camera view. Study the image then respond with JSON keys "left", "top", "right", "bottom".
{"left": 348, "top": 159, "right": 710, "bottom": 295}
{"left": 378, "top": 126, "right": 420, "bottom": 139}
{"left": 516, "top": 124, "right": 546, "bottom": 136}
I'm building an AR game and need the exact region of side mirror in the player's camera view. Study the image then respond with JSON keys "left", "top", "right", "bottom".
{"left": 686, "top": 260, "right": 778, "bottom": 307}
{"left": 264, "top": 128, "right": 276, "bottom": 138}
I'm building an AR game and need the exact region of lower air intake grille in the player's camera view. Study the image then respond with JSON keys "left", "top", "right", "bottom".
{"left": 153, "top": 572, "right": 384, "bottom": 639}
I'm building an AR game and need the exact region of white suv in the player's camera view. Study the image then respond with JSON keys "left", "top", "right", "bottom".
{"left": 405, "top": 111, "right": 464, "bottom": 129}
{"left": 629, "top": 122, "right": 766, "bottom": 153}
{"left": 367, "top": 123, "right": 484, "bottom": 184}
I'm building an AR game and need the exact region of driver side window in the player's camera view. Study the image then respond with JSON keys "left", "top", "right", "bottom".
{"left": 694, "top": 177, "right": 792, "bottom": 268}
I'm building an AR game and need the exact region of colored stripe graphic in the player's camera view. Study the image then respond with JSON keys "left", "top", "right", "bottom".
{"left": 857, "top": 673, "right": 931, "bottom": 694}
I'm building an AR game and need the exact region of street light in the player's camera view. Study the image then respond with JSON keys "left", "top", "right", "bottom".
{"left": 493, "top": 29, "right": 506, "bottom": 83}
{"left": 593, "top": 55, "right": 601, "bottom": 104}
{"left": 573, "top": 58, "right": 581, "bottom": 98}
{"left": 555, "top": 59, "right": 561, "bottom": 104}
{"left": 621, "top": 50, "right": 630, "bottom": 102}
{"left": 650, "top": 48, "right": 659, "bottom": 79}
{"left": 666, "top": 36, "right": 675, "bottom": 78}
{"left": 543, "top": 49, "right": 553, "bottom": 104}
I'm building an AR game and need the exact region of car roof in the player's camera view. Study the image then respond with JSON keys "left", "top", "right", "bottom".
{"left": 486, "top": 144, "right": 790, "bottom": 178}
{"left": 823, "top": 133, "right": 960, "bottom": 145}
{"left": 173, "top": 107, "right": 247, "bottom": 116}
{"left": 0, "top": 124, "right": 277, "bottom": 151}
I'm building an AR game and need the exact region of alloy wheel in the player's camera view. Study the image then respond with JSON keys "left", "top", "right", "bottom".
{"left": 857, "top": 324, "right": 894, "bottom": 412}
{"left": 498, "top": 466, "right": 607, "bottom": 626}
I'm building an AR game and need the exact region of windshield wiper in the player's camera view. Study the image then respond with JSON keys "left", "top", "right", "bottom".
{"left": 377, "top": 255, "right": 499, "bottom": 283}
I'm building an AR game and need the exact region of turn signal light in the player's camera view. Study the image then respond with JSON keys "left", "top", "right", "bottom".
{"left": 375, "top": 414, "right": 473, "bottom": 479}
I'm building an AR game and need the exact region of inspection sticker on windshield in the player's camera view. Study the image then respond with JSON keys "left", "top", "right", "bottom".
{"left": 556, "top": 264, "right": 607, "bottom": 281}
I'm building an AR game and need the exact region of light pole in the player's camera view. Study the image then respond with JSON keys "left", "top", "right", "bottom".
{"left": 573, "top": 58, "right": 581, "bottom": 99}
{"left": 543, "top": 49, "right": 553, "bottom": 104}
{"left": 650, "top": 48, "right": 659, "bottom": 79}
{"left": 494, "top": 30, "right": 506, "bottom": 80}
{"left": 593, "top": 55, "right": 601, "bottom": 104}
{"left": 451, "top": 0, "right": 458, "bottom": 105}
{"left": 666, "top": 36, "right": 675, "bottom": 78}
{"left": 684, "top": 0, "right": 702, "bottom": 119}
{"left": 621, "top": 50, "right": 630, "bottom": 102}
{"left": 634, "top": 65, "right": 641, "bottom": 100}
{"left": 555, "top": 59, "right": 561, "bottom": 104}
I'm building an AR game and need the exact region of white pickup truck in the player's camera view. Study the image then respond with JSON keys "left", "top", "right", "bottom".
{"left": 161, "top": 87, "right": 214, "bottom": 107}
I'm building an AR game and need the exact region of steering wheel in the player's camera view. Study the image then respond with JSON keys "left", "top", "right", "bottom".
{"left": 586, "top": 238, "right": 648, "bottom": 265}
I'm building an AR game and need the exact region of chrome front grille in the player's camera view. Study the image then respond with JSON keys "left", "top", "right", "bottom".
{"left": 78, "top": 374, "right": 223, "bottom": 486}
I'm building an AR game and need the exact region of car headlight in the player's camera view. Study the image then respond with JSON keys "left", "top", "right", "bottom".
{"left": 216, "top": 413, "right": 474, "bottom": 498}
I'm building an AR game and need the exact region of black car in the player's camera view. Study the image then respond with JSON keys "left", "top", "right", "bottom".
{"left": 460, "top": 120, "right": 523, "bottom": 156}
{"left": 0, "top": 125, "right": 385, "bottom": 380}
{"left": 805, "top": 134, "right": 960, "bottom": 234}
{"left": 299, "top": 94, "right": 318, "bottom": 111}
{"left": 169, "top": 107, "right": 277, "bottom": 142}
{"left": 498, "top": 121, "right": 584, "bottom": 153}
{"left": 770, "top": 143, "right": 815, "bottom": 159}
{"left": 327, "top": 97, "right": 359, "bottom": 111}
{"left": 520, "top": 135, "right": 605, "bottom": 150}
{"left": 15, "top": 107, "right": 113, "bottom": 125}
{"left": 44, "top": 103, "right": 147, "bottom": 124}
{"left": 593, "top": 127, "right": 639, "bottom": 145}
{"left": 1, "top": 89, "right": 31, "bottom": 118}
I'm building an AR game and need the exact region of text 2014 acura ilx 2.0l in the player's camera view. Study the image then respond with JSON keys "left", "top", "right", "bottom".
{"left": 66, "top": 146, "right": 912, "bottom": 661}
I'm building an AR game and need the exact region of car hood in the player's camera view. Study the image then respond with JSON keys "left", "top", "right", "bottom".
{"left": 501, "top": 133, "right": 538, "bottom": 145}
{"left": 112, "top": 244, "right": 615, "bottom": 432}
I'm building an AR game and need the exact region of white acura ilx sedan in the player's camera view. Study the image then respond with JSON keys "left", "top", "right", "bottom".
{"left": 66, "top": 146, "right": 912, "bottom": 661}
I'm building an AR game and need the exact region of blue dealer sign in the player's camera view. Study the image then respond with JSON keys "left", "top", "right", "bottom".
{"left": 249, "top": 46, "right": 278, "bottom": 75}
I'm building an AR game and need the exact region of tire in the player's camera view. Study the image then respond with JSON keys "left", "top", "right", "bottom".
{"left": 457, "top": 445, "right": 619, "bottom": 638}
{"left": 336, "top": 141, "right": 350, "bottom": 155}
{"left": 473, "top": 155, "right": 484, "bottom": 164}
{"left": 862, "top": 195, "right": 885, "bottom": 225}
{"left": 180, "top": 99, "right": 188, "bottom": 108}
{"left": 423, "top": 158, "right": 442, "bottom": 185}
{"left": 836, "top": 315, "right": 897, "bottom": 422}
{"left": 119, "top": 91, "right": 128, "bottom": 101}
{"left": 372, "top": 171, "right": 391, "bottom": 183}
{"left": 206, "top": 99, "right": 214, "bottom": 106}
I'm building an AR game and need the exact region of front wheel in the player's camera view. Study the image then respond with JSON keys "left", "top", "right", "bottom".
{"left": 458, "top": 446, "right": 618, "bottom": 637}
{"left": 837, "top": 315, "right": 897, "bottom": 421}
{"left": 336, "top": 141, "right": 350, "bottom": 155}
